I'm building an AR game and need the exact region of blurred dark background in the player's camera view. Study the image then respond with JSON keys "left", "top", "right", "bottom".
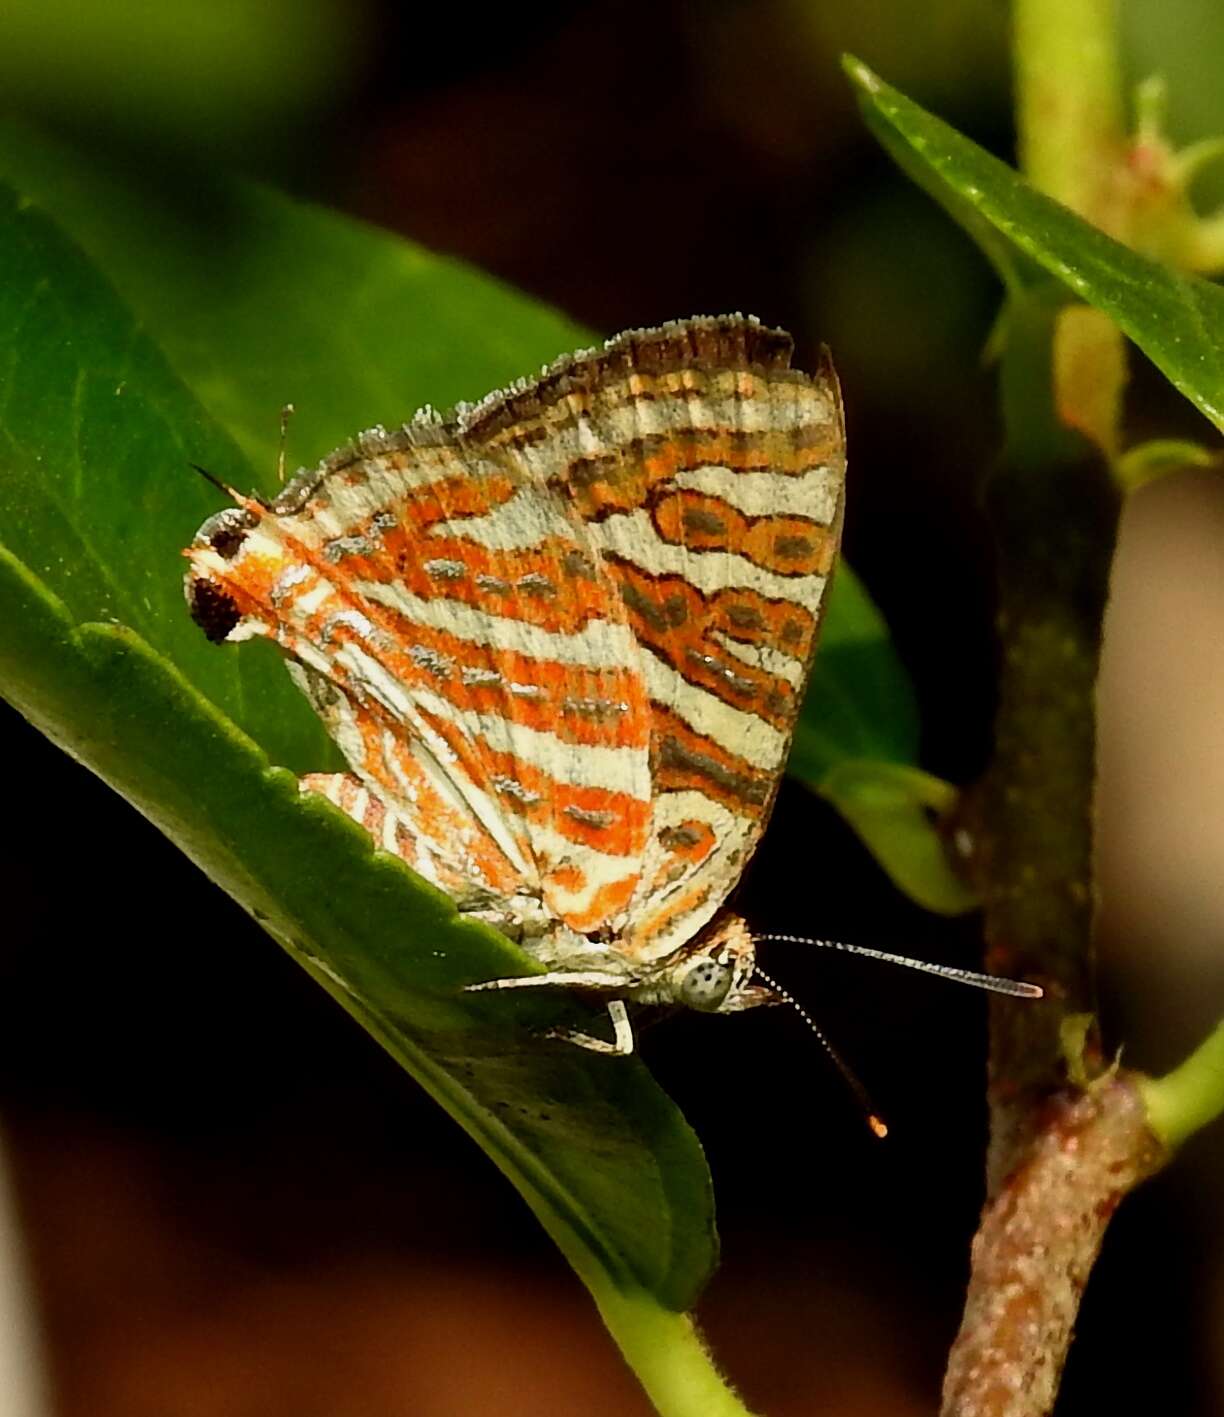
{"left": 3, "top": 1, "right": 1224, "bottom": 1413}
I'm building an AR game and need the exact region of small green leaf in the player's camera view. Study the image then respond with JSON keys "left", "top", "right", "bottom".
{"left": 790, "top": 573, "right": 974, "bottom": 913}
{"left": 844, "top": 55, "right": 1224, "bottom": 433}
{"left": 818, "top": 761, "right": 977, "bottom": 916}
{"left": 1115, "top": 438, "right": 1216, "bottom": 491}
{"left": 793, "top": 566, "right": 919, "bottom": 781}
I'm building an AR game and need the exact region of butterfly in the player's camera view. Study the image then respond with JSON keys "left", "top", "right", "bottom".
{"left": 185, "top": 315, "right": 1036, "bottom": 1061}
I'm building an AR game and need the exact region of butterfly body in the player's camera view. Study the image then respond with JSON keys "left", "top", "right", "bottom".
{"left": 185, "top": 316, "right": 846, "bottom": 1052}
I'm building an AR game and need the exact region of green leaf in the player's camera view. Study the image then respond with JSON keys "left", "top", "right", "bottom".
{"left": 1114, "top": 437, "right": 1217, "bottom": 491}
{"left": 790, "top": 569, "right": 976, "bottom": 915}
{"left": 0, "top": 121, "right": 592, "bottom": 488}
{"left": 0, "top": 174, "right": 332, "bottom": 773}
{"left": 843, "top": 55, "right": 1224, "bottom": 433}
{"left": 0, "top": 546, "right": 714, "bottom": 1313}
{"left": 793, "top": 566, "right": 919, "bottom": 779}
{"left": 817, "top": 761, "right": 977, "bottom": 916}
{"left": 0, "top": 148, "right": 714, "bottom": 1314}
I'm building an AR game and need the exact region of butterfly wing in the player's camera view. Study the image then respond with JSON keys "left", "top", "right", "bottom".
{"left": 462, "top": 317, "right": 845, "bottom": 962}
{"left": 186, "top": 316, "right": 842, "bottom": 960}
{"left": 185, "top": 419, "right": 653, "bottom": 934}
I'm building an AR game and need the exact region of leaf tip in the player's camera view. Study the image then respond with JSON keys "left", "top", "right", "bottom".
{"left": 840, "top": 54, "right": 879, "bottom": 93}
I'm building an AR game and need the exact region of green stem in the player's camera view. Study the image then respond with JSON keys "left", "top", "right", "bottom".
{"left": 593, "top": 1287, "right": 759, "bottom": 1417}
{"left": 1013, "top": 0, "right": 1128, "bottom": 459}
{"left": 1013, "top": 0, "right": 1124, "bottom": 224}
{"left": 1114, "top": 438, "right": 1216, "bottom": 492}
{"left": 1139, "top": 1019, "right": 1224, "bottom": 1151}
{"left": 940, "top": 9, "right": 1152, "bottom": 1413}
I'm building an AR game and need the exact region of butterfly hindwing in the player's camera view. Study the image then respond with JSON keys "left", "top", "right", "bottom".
{"left": 461, "top": 317, "right": 846, "bottom": 961}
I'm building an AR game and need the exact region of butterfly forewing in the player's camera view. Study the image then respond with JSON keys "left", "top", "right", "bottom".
{"left": 185, "top": 316, "right": 844, "bottom": 968}
{"left": 187, "top": 418, "right": 654, "bottom": 931}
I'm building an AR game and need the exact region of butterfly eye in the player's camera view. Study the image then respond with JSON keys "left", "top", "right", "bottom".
{"left": 679, "top": 957, "right": 734, "bottom": 1012}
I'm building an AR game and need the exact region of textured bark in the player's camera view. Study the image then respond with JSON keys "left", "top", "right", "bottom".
{"left": 940, "top": 7, "right": 1164, "bottom": 1405}
{"left": 942, "top": 351, "right": 1146, "bottom": 1414}
{"left": 941, "top": 1075, "right": 1165, "bottom": 1416}
{"left": 961, "top": 443, "right": 1120, "bottom": 1183}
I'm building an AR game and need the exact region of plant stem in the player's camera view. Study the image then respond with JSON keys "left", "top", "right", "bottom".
{"left": 941, "top": 5, "right": 1166, "bottom": 1413}
{"left": 942, "top": 1073, "right": 1164, "bottom": 1416}
{"left": 1014, "top": 0, "right": 1125, "bottom": 227}
{"left": 1014, "top": 0, "right": 1128, "bottom": 458}
{"left": 1141, "top": 1018, "right": 1224, "bottom": 1151}
{"left": 964, "top": 297, "right": 1118, "bottom": 1186}
{"left": 977, "top": 0, "right": 1129, "bottom": 1185}
{"left": 592, "top": 1287, "right": 759, "bottom": 1417}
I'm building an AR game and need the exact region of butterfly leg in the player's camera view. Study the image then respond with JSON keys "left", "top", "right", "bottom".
{"left": 544, "top": 1000, "right": 635, "bottom": 1057}
{"left": 465, "top": 970, "right": 628, "bottom": 993}
{"left": 464, "top": 976, "right": 636, "bottom": 1056}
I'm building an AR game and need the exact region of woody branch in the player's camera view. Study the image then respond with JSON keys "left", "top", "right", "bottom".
{"left": 940, "top": 3, "right": 1170, "bottom": 1413}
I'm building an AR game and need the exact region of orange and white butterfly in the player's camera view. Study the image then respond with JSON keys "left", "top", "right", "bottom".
{"left": 185, "top": 316, "right": 1036, "bottom": 1057}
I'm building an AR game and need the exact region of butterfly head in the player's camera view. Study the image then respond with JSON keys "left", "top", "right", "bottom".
{"left": 666, "top": 914, "right": 780, "bottom": 1015}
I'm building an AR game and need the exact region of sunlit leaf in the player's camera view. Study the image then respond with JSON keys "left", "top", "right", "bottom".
{"left": 844, "top": 56, "right": 1224, "bottom": 432}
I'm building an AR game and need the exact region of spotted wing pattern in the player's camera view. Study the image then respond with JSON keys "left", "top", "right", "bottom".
{"left": 185, "top": 316, "right": 844, "bottom": 964}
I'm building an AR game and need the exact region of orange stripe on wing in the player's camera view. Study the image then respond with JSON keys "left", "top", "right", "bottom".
{"left": 650, "top": 705, "right": 772, "bottom": 818}
{"left": 709, "top": 585, "right": 817, "bottom": 659}
{"left": 315, "top": 654, "right": 650, "bottom": 862}
{"left": 200, "top": 539, "right": 652, "bottom": 878}
{"left": 348, "top": 616, "right": 651, "bottom": 751}
{"left": 465, "top": 738, "right": 651, "bottom": 856}
{"left": 373, "top": 471, "right": 519, "bottom": 530}
{"left": 562, "top": 427, "right": 836, "bottom": 520}
{"left": 625, "top": 877, "right": 715, "bottom": 957}
{"left": 358, "top": 531, "right": 613, "bottom": 634}
{"left": 642, "top": 427, "right": 838, "bottom": 481}
{"left": 656, "top": 818, "right": 718, "bottom": 865}
{"left": 651, "top": 490, "right": 837, "bottom": 577}
{"left": 332, "top": 697, "right": 530, "bottom": 897}
{"left": 603, "top": 559, "right": 802, "bottom": 729}
{"left": 544, "top": 867, "right": 638, "bottom": 935}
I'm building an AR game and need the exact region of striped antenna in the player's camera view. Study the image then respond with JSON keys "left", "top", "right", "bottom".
{"left": 752, "top": 935, "right": 1043, "bottom": 1000}
{"left": 187, "top": 463, "right": 260, "bottom": 510}
{"left": 188, "top": 462, "right": 234, "bottom": 498}
{"left": 277, "top": 403, "right": 296, "bottom": 484}
{"left": 753, "top": 964, "right": 888, "bottom": 1139}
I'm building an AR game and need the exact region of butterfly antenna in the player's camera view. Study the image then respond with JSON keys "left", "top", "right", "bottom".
{"left": 187, "top": 463, "right": 269, "bottom": 520}
{"left": 753, "top": 935, "right": 1043, "bottom": 999}
{"left": 754, "top": 964, "right": 888, "bottom": 1139}
{"left": 188, "top": 462, "right": 233, "bottom": 497}
{"left": 277, "top": 403, "right": 296, "bottom": 484}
